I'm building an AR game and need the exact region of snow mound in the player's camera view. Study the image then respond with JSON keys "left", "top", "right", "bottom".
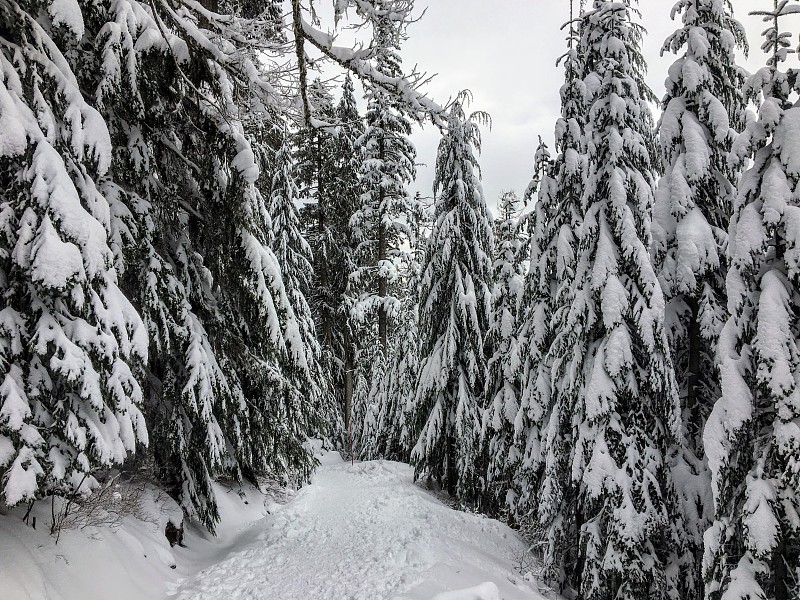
{"left": 0, "top": 484, "right": 181, "bottom": 600}
{"left": 431, "top": 582, "right": 501, "bottom": 600}
{"left": 0, "top": 480, "right": 272, "bottom": 600}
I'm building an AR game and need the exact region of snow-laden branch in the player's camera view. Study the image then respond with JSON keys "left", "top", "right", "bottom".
{"left": 298, "top": 16, "right": 446, "bottom": 128}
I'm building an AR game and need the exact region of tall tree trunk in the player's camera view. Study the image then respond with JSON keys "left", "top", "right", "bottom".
{"left": 315, "top": 133, "right": 331, "bottom": 347}
{"left": 773, "top": 234, "right": 788, "bottom": 600}
{"left": 378, "top": 138, "right": 388, "bottom": 357}
{"left": 573, "top": 500, "right": 584, "bottom": 598}
{"left": 291, "top": 0, "right": 311, "bottom": 126}
{"left": 686, "top": 297, "right": 701, "bottom": 444}
{"left": 774, "top": 540, "right": 787, "bottom": 600}
{"left": 344, "top": 327, "right": 354, "bottom": 433}
{"left": 446, "top": 425, "right": 457, "bottom": 495}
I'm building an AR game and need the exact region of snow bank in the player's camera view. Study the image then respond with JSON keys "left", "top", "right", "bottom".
{"left": 431, "top": 582, "right": 502, "bottom": 600}
{"left": 0, "top": 480, "right": 273, "bottom": 600}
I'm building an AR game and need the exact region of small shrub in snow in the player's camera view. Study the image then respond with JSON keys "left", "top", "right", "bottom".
{"left": 48, "top": 473, "right": 149, "bottom": 543}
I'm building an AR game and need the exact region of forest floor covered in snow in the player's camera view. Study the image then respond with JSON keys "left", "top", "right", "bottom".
{"left": 0, "top": 451, "right": 546, "bottom": 600}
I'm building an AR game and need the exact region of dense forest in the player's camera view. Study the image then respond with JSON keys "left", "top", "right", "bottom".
{"left": 1, "top": 0, "right": 799, "bottom": 599}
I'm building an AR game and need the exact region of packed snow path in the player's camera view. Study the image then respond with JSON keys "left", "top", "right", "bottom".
{"left": 172, "top": 456, "right": 544, "bottom": 600}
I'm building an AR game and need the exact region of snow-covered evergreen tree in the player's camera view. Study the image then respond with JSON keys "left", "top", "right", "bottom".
{"left": 651, "top": 2, "right": 748, "bottom": 595}
{"left": 411, "top": 95, "right": 493, "bottom": 502}
{"left": 355, "top": 192, "right": 429, "bottom": 463}
{"left": 297, "top": 76, "right": 363, "bottom": 438}
{"left": 508, "top": 140, "right": 559, "bottom": 522}
{"left": 347, "top": 2, "right": 425, "bottom": 456}
{"left": 350, "top": 0, "right": 418, "bottom": 357}
{"left": 356, "top": 195, "right": 429, "bottom": 462}
{"left": 335, "top": 76, "right": 367, "bottom": 441}
{"left": 704, "top": 3, "right": 800, "bottom": 597}
{"left": 0, "top": 0, "right": 148, "bottom": 507}
{"left": 517, "top": 4, "right": 588, "bottom": 571}
{"left": 296, "top": 80, "right": 340, "bottom": 283}
{"left": 269, "top": 128, "right": 331, "bottom": 441}
{"left": 483, "top": 190, "right": 525, "bottom": 514}
{"left": 372, "top": 317, "right": 421, "bottom": 461}
{"left": 538, "top": 2, "right": 683, "bottom": 597}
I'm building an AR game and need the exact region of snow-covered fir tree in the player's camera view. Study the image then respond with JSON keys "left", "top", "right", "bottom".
{"left": 704, "top": 3, "right": 800, "bottom": 598}
{"left": 286, "top": 0, "right": 450, "bottom": 452}
{"left": 411, "top": 95, "right": 493, "bottom": 502}
{"left": 508, "top": 140, "right": 559, "bottom": 522}
{"left": 356, "top": 195, "right": 429, "bottom": 462}
{"left": 356, "top": 318, "right": 415, "bottom": 461}
{"left": 538, "top": 2, "right": 683, "bottom": 597}
{"left": 296, "top": 78, "right": 355, "bottom": 429}
{"left": 93, "top": 2, "right": 328, "bottom": 526}
{"left": 483, "top": 190, "right": 526, "bottom": 514}
{"left": 0, "top": 0, "right": 148, "bottom": 507}
{"left": 296, "top": 79, "right": 340, "bottom": 311}
{"left": 347, "top": 1, "right": 422, "bottom": 459}
{"left": 651, "top": 1, "right": 748, "bottom": 595}
{"left": 334, "top": 74, "right": 365, "bottom": 436}
{"left": 350, "top": 0, "right": 418, "bottom": 357}
{"left": 517, "top": 3, "right": 588, "bottom": 574}
{"left": 492, "top": 191, "right": 524, "bottom": 240}
{"left": 268, "top": 128, "right": 331, "bottom": 442}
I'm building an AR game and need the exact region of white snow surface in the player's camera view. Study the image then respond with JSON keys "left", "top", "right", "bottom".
{"left": 174, "top": 455, "right": 544, "bottom": 600}
{"left": 0, "top": 481, "right": 190, "bottom": 600}
{"left": 0, "top": 452, "right": 545, "bottom": 600}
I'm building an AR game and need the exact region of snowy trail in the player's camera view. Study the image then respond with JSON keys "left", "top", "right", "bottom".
{"left": 171, "top": 456, "right": 544, "bottom": 600}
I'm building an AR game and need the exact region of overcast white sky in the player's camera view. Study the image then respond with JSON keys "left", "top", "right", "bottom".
{"left": 382, "top": 0, "right": 775, "bottom": 213}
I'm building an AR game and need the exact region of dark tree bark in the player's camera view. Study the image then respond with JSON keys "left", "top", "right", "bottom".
{"left": 377, "top": 138, "right": 388, "bottom": 357}
{"left": 344, "top": 327, "right": 354, "bottom": 433}
{"left": 774, "top": 539, "right": 788, "bottom": 600}
{"left": 686, "top": 297, "right": 701, "bottom": 433}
